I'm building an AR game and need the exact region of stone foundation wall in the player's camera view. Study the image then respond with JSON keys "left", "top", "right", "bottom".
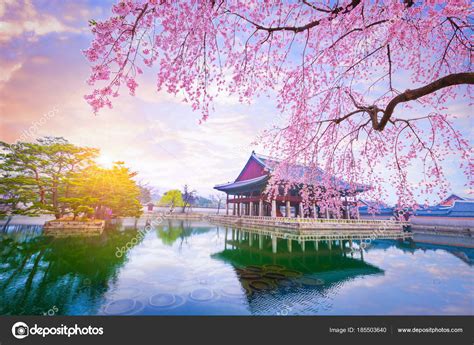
{"left": 43, "top": 220, "right": 105, "bottom": 236}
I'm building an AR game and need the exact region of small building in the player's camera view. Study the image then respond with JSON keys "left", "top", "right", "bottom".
{"left": 147, "top": 202, "right": 155, "bottom": 212}
{"left": 438, "top": 194, "right": 469, "bottom": 207}
{"left": 214, "top": 152, "right": 368, "bottom": 219}
{"left": 411, "top": 200, "right": 474, "bottom": 232}
{"left": 415, "top": 200, "right": 474, "bottom": 218}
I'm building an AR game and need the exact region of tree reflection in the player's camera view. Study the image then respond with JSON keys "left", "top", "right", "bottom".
{"left": 0, "top": 227, "right": 143, "bottom": 315}
{"left": 155, "top": 220, "right": 213, "bottom": 247}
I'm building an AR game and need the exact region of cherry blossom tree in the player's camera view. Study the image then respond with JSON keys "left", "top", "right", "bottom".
{"left": 84, "top": 0, "right": 473, "bottom": 211}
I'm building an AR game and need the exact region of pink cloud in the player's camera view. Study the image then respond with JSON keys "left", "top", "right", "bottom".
{"left": 0, "top": 0, "right": 81, "bottom": 43}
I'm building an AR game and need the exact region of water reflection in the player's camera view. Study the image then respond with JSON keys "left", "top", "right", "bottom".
{"left": 212, "top": 229, "right": 384, "bottom": 315}
{"left": 0, "top": 220, "right": 472, "bottom": 315}
{"left": 0, "top": 226, "right": 143, "bottom": 315}
{"left": 156, "top": 220, "right": 216, "bottom": 246}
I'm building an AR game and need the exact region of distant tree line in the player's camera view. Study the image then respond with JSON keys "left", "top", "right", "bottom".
{"left": 157, "top": 184, "right": 225, "bottom": 213}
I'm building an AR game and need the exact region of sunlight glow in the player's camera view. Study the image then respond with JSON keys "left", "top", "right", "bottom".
{"left": 96, "top": 153, "right": 116, "bottom": 169}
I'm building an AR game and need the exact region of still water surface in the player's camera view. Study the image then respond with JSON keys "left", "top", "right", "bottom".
{"left": 1, "top": 219, "right": 473, "bottom": 315}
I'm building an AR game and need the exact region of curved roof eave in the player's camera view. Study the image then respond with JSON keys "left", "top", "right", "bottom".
{"left": 214, "top": 175, "right": 270, "bottom": 192}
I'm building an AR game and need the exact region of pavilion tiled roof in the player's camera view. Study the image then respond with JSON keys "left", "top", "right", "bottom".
{"left": 214, "top": 152, "right": 369, "bottom": 193}
{"left": 213, "top": 175, "right": 269, "bottom": 192}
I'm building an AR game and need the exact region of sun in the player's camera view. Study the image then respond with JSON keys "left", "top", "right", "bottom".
{"left": 96, "top": 153, "right": 116, "bottom": 169}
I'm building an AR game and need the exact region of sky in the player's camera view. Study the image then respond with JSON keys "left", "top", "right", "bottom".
{"left": 0, "top": 0, "right": 472, "bottom": 204}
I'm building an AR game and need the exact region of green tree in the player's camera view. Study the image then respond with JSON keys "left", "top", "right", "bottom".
{"left": 65, "top": 162, "right": 143, "bottom": 219}
{"left": 57, "top": 197, "right": 96, "bottom": 220}
{"left": 158, "top": 189, "right": 185, "bottom": 209}
{"left": 0, "top": 137, "right": 98, "bottom": 219}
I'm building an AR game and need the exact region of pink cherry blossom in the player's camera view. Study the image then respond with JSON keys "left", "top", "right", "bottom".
{"left": 84, "top": 0, "right": 473, "bottom": 210}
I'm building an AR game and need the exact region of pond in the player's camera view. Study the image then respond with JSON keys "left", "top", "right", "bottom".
{"left": 1, "top": 219, "right": 473, "bottom": 315}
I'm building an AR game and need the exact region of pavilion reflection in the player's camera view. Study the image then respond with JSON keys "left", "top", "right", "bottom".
{"left": 212, "top": 226, "right": 384, "bottom": 315}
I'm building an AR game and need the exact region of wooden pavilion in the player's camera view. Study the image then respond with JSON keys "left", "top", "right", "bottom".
{"left": 214, "top": 151, "right": 368, "bottom": 219}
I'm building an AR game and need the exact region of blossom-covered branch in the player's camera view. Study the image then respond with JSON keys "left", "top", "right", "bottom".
{"left": 84, "top": 0, "right": 473, "bottom": 210}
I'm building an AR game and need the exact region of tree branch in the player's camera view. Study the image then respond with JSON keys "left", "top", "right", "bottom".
{"left": 301, "top": 0, "right": 332, "bottom": 13}
{"left": 227, "top": 0, "right": 360, "bottom": 33}
{"left": 387, "top": 44, "right": 393, "bottom": 90}
{"left": 330, "top": 73, "right": 473, "bottom": 131}
{"left": 378, "top": 72, "right": 474, "bottom": 130}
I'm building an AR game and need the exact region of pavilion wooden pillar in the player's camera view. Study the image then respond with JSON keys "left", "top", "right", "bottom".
{"left": 226, "top": 194, "right": 229, "bottom": 215}
{"left": 285, "top": 200, "right": 291, "bottom": 217}
{"left": 237, "top": 195, "right": 241, "bottom": 216}
{"left": 344, "top": 196, "right": 349, "bottom": 219}
{"left": 249, "top": 201, "right": 254, "bottom": 216}
{"left": 259, "top": 199, "right": 263, "bottom": 216}
{"left": 271, "top": 200, "right": 277, "bottom": 217}
{"left": 313, "top": 204, "right": 318, "bottom": 218}
{"left": 354, "top": 196, "right": 360, "bottom": 219}
{"left": 299, "top": 202, "right": 303, "bottom": 218}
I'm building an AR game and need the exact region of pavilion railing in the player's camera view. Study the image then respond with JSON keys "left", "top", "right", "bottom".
{"left": 211, "top": 214, "right": 408, "bottom": 226}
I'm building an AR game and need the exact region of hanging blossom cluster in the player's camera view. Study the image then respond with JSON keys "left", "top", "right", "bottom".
{"left": 84, "top": 0, "right": 473, "bottom": 211}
